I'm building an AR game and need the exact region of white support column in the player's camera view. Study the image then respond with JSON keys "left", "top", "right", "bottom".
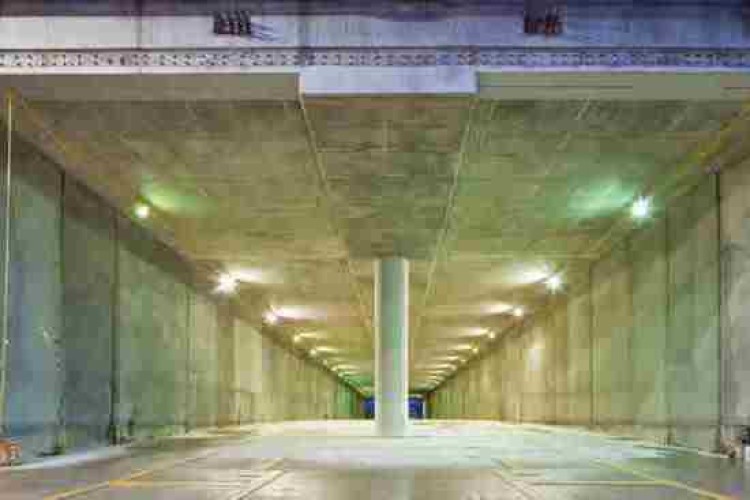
{"left": 374, "top": 257, "right": 409, "bottom": 437}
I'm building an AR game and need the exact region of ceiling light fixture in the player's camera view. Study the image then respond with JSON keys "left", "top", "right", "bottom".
{"left": 315, "top": 346, "right": 338, "bottom": 354}
{"left": 631, "top": 195, "right": 652, "bottom": 220}
{"left": 134, "top": 202, "right": 151, "bottom": 220}
{"left": 512, "top": 306, "right": 525, "bottom": 318}
{"left": 263, "top": 310, "right": 279, "bottom": 325}
{"left": 216, "top": 273, "right": 238, "bottom": 294}
{"left": 545, "top": 274, "right": 563, "bottom": 292}
{"left": 452, "top": 344, "right": 475, "bottom": 352}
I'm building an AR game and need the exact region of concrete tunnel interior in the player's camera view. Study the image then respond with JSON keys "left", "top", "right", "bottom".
{"left": 1, "top": 78, "right": 747, "bottom": 447}
{"left": 0, "top": 2, "right": 749, "bottom": 497}
{"left": 0, "top": 74, "right": 749, "bottom": 496}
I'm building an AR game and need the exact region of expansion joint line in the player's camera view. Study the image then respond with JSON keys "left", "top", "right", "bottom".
{"left": 298, "top": 95, "right": 373, "bottom": 343}
{"left": 415, "top": 97, "right": 480, "bottom": 362}
{"left": 224, "top": 470, "right": 287, "bottom": 500}
{"left": 492, "top": 467, "right": 540, "bottom": 499}
{"left": 0, "top": 90, "right": 13, "bottom": 434}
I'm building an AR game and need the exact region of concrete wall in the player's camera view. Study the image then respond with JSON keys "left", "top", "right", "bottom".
{"left": 429, "top": 175, "right": 732, "bottom": 452}
{"left": 0, "top": 130, "right": 361, "bottom": 457}
{"left": 720, "top": 156, "right": 750, "bottom": 442}
{"left": 3, "top": 138, "right": 63, "bottom": 454}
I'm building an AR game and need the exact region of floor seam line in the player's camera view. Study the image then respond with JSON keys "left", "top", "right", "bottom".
{"left": 224, "top": 470, "right": 288, "bottom": 500}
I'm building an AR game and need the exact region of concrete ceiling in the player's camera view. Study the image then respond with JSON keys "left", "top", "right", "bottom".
{"left": 11, "top": 89, "right": 744, "bottom": 393}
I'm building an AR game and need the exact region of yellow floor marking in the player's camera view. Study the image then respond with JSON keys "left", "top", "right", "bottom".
{"left": 109, "top": 479, "right": 244, "bottom": 489}
{"left": 43, "top": 482, "right": 113, "bottom": 500}
{"left": 594, "top": 459, "right": 737, "bottom": 500}
{"left": 43, "top": 448, "right": 219, "bottom": 500}
{"left": 531, "top": 424, "right": 728, "bottom": 459}
{"left": 120, "top": 448, "right": 218, "bottom": 481}
{"left": 497, "top": 426, "right": 736, "bottom": 499}
{"left": 525, "top": 480, "right": 661, "bottom": 486}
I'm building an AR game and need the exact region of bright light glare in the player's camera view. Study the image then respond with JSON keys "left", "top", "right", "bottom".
{"left": 631, "top": 196, "right": 652, "bottom": 220}
{"left": 481, "top": 302, "right": 513, "bottom": 315}
{"left": 272, "top": 305, "right": 328, "bottom": 321}
{"left": 488, "top": 331, "right": 497, "bottom": 340}
{"left": 545, "top": 274, "right": 563, "bottom": 292}
{"left": 529, "top": 342, "right": 544, "bottom": 370}
{"left": 264, "top": 310, "right": 279, "bottom": 325}
{"left": 452, "top": 344, "right": 475, "bottom": 351}
{"left": 513, "top": 306, "right": 525, "bottom": 318}
{"left": 315, "top": 346, "right": 338, "bottom": 354}
{"left": 293, "top": 334, "right": 302, "bottom": 343}
{"left": 229, "top": 268, "right": 282, "bottom": 285}
{"left": 216, "top": 273, "right": 238, "bottom": 294}
{"left": 295, "top": 331, "right": 326, "bottom": 341}
{"left": 134, "top": 202, "right": 151, "bottom": 220}
{"left": 463, "top": 326, "right": 490, "bottom": 337}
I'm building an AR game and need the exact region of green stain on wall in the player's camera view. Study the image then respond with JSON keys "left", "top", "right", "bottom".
{"left": 142, "top": 183, "right": 213, "bottom": 216}
{"left": 569, "top": 180, "right": 635, "bottom": 219}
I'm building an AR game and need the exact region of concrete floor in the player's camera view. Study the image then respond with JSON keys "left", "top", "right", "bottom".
{"left": 0, "top": 421, "right": 747, "bottom": 499}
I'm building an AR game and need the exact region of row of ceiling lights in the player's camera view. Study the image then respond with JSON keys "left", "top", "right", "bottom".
{"left": 423, "top": 196, "right": 653, "bottom": 390}
{"left": 131, "top": 193, "right": 653, "bottom": 225}
{"left": 128, "top": 200, "right": 360, "bottom": 384}
{"left": 263, "top": 311, "right": 351, "bottom": 378}
{"left": 132, "top": 193, "right": 652, "bottom": 298}
{"left": 422, "top": 309, "right": 525, "bottom": 388}
{"left": 293, "top": 332, "right": 359, "bottom": 378}
{"left": 130, "top": 194, "right": 653, "bottom": 392}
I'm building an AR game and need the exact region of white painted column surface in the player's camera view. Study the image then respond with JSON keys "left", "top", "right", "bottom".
{"left": 374, "top": 257, "right": 409, "bottom": 437}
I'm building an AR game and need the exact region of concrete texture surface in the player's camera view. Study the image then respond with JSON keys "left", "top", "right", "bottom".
{"left": 2, "top": 71, "right": 750, "bottom": 459}
{"left": 0, "top": 420, "right": 747, "bottom": 499}
{"left": 4, "top": 138, "right": 62, "bottom": 456}
{"left": 1, "top": 6, "right": 750, "bottom": 493}
{"left": 429, "top": 178, "right": 727, "bottom": 451}
{"left": 11, "top": 96, "right": 744, "bottom": 393}
{"left": 720, "top": 158, "right": 750, "bottom": 441}
{"left": 62, "top": 179, "right": 116, "bottom": 450}
{"left": 0, "top": 131, "right": 361, "bottom": 458}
